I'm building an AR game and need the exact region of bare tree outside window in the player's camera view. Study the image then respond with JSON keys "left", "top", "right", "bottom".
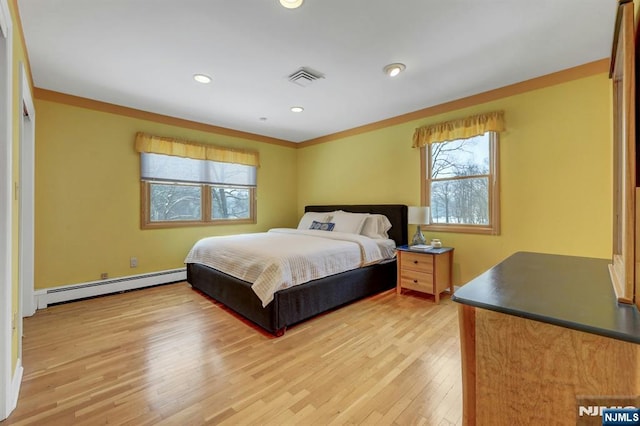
{"left": 211, "top": 186, "right": 250, "bottom": 220}
{"left": 150, "top": 183, "right": 201, "bottom": 221}
{"left": 208, "top": 162, "right": 252, "bottom": 220}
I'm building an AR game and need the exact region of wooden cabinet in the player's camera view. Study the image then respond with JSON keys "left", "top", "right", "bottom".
{"left": 453, "top": 252, "right": 640, "bottom": 425}
{"left": 396, "top": 246, "right": 453, "bottom": 303}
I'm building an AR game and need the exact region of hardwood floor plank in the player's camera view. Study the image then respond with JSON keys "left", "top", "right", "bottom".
{"left": 2, "top": 282, "right": 462, "bottom": 425}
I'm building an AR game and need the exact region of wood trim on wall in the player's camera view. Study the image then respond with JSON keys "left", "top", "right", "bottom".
{"left": 298, "top": 59, "right": 609, "bottom": 148}
{"left": 34, "top": 59, "right": 608, "bottom": 150}
{"left": 33, "top": 88, "right": 297, "bottom": 149}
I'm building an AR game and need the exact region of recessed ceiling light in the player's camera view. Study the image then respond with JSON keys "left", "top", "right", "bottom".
{"left": 383, "top": 63, "right": 406, "bottom": 77}
{"left": 193, "top": 74, "right": 212, "bottom": 84}
{"left": 279, "top": 0, "right": 303, "bottom": 9}
{"left": 290, "top": 106, "right": 304, "bottom": 113}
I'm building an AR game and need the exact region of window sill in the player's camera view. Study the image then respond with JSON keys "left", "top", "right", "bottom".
{"left": 141, "top": 218, "right": 256, "bottom": 230}
{"left": 424, "top": 224, "right": 499, "bottom": 235}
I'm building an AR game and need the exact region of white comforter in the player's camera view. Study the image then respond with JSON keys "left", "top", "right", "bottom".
{"left": 184, "top": 228, "right": 393, "bottom": 307}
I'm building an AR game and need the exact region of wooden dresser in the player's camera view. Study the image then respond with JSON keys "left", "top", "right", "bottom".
{"left": 452, "top": 252, "right": 640, "bottom": 425}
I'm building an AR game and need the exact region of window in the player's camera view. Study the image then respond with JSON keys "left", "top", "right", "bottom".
{"left": 137, "top": 136, "right": 258, "bottom": 229}
{"left": 422, "top": 132, "right": 499, "bottom": 234}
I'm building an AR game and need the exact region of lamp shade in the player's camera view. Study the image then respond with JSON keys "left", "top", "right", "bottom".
{"left": 408, "top": 206, "right": 430, "bottom": 225}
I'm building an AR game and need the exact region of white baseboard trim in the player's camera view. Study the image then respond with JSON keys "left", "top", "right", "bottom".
{"left": 10, "top": 360, "right": 22, "bottom": 415}
{"left": 34, "top": 268, "right": 186, "bottom": 309}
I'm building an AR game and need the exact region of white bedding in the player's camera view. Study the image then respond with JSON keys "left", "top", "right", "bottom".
{"left": 184, "top": 228, "right": 396, "bottom": 307}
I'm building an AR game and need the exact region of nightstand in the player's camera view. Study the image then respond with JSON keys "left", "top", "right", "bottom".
{"left": 396, "top": 245, "right": 454, "bottom": 303}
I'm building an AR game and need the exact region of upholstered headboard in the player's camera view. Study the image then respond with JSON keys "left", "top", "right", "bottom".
{"left": 304, "top": 204, "right": 408, "bottom": 247}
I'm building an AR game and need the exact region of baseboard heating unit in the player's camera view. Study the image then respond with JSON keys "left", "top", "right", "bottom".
{"left": 34, "top": 268, "right": 186, "bottom": 309}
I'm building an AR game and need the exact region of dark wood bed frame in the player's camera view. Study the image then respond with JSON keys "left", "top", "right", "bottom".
{"left": 186, "top": 204, "right": 408, "bottom": 336}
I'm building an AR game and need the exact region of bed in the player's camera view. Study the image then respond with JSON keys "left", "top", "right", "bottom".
{"left": 186, "top": 204, "right": 408, "bottom": 336}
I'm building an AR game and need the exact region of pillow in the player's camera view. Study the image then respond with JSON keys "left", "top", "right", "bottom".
{"left": 330, "top": 211, "right": 369, "bottom": 234}
{"left": 360, "top": 214, "right": 392, "bottom": 239}
{"left": 297, "top": 212, "right": 331, "bottom": 230}
{"left": 309, "top": 220, "right": 335, "bottom": 231}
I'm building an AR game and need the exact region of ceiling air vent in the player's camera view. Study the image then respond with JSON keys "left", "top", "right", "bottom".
{"left": 288, "top": 67, "right": 324, "bottom": 87}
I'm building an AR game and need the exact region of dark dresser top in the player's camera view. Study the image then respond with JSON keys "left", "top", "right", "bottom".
{"left": 452, "top": 251, "right": 640, "bottom": 344}
{"left": 396, "top": 245, "right": 454, "bottom": 255}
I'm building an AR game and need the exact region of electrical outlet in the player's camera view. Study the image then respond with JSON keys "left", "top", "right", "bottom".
{"left": 101, "top": 272, "right": 108, "bottom": 280}
{"left": 130, "top": 257, "right": 138, "bottom": 268}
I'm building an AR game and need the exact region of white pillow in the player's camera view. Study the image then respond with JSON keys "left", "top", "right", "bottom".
{"left": 361, "top": 214, "right": 392, "bottom": 239}
{"left": 330, "top": 211, "right": 369, "bottom": 234}
{"left": 297, "top": 212, "right": 330, "bottom": 230}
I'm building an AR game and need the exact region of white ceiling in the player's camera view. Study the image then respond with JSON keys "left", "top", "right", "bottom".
{"left": 18, "top": 0, "right": 617, "bottom": 143}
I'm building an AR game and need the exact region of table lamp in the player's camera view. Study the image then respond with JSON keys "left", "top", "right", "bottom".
{"left": 408, "top": 206, "right": 430, "bottom": 246}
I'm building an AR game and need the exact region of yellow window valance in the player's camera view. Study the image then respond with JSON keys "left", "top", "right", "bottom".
{"left": 134, "top": 132, "right": 260, "bottom": 167}
{"left": 412, "top": 110, "right": 505, "bottom": 148}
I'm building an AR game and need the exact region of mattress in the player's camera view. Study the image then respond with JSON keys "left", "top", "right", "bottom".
{"left": 184, "top": 228, "right": 396, "bottom": 306}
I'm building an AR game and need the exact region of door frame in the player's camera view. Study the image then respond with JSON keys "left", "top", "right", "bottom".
{"left": 0, "top": 0, "right": 14, "bottom": 420}
{"left": 19, "top": 62, "right": 35, "bottom": 322}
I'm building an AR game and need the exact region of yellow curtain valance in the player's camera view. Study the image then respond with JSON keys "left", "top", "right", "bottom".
{"left": 134, "top": 132, "right": 260, "bottom": 167}
{"left": 412, "top": 110, "right": 505, "bottom": 148}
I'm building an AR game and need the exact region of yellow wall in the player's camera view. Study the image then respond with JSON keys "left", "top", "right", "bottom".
{"left": 34, "top": 99, "right": 298, "bottom": 289}
{"left": 298, "top": 73, "right": 612, "bottom": 285}
{"left": 37, "top": 72, "right": 612, "bottom": 290}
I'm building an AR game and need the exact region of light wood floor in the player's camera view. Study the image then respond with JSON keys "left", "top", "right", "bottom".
{"left": 3, "top": 283, "right": 462, "bottom": 425}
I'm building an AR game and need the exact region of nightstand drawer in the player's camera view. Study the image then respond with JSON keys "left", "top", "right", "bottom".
{"left": 401, "top": 268, "right": 433, "bottom": 283}
{"left": 400, "top": 272, "right": 434, "bottom": 294}
{"left": 401, "top": 252, "right": 434, "bottom": 273}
